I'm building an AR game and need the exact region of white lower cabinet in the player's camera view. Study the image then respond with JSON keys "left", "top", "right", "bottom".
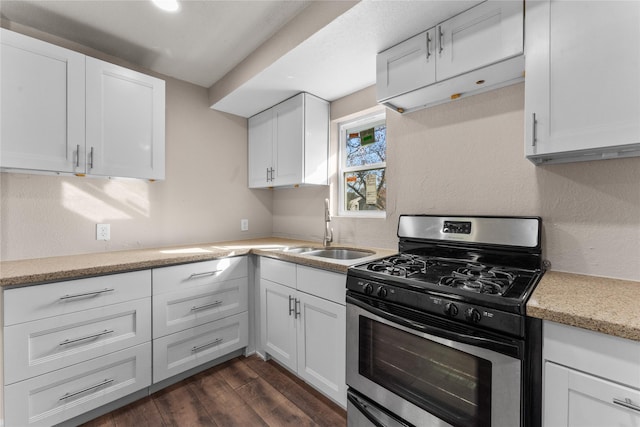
{"left": 4, "top": 298, "right": 151, "bottom": 385}
{"left": 153, "top": 312, "right": 248, "bottom": 383}
{"left": 543, "top": 321, "right": 640, "bottom": 427}
{"left": 260, "top": 257, "right": 347, "bottom": 407}
{"left": 5, "top": 342, "right": 151, "bottom": 427}
{"left": 151, "top": 257, "right": 250, "bottom": 383}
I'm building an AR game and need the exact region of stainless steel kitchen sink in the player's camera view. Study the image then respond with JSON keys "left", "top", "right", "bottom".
{"left": 304, "top": 248, "right": 374, "bottom": 260}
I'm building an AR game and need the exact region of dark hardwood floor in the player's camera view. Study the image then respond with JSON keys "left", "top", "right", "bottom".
{"left": 81, "top": 355, "right": 347, "bottom": 427}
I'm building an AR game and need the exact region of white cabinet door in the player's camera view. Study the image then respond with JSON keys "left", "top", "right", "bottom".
{"left": 153, "top": 312, "right": 248, "bottom": 383}
{"left": 260, "top": 278, "right": 297, "bottom": 371}
{"left": 376, "top": 29, "right": 436, "bottom": 102}
{"left": 545, "top": 362, "right": 640, "bottom": 427}
{"left": 272, "top": 93, "right": 304, "bottom": 186}
{"left": 297, "top": 292, "right": 346, "bottom": 406}
{"left": 525, "top": 0, "right": 640, "bottom": 163}
{"left": 85, "top": 57, "right": 165, "bottom": 180}
{"left": 4, "top": 298, "right": 151, "bottom": 385}
{"left": 248, "top": 108, "right": 273, "bottom": 188}
{"left": 437, "top": 0, "right": 523, "bottom": 81}
{"left": 0, "top": 28, "right": 85, "bottom": 173}
{"left": 5, "top": 342, "right": 151, "bottom": 427}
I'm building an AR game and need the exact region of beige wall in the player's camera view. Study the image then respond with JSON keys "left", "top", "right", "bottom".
{"left": 273, "top": 83, "right": 640, "bottom": 281}
{"left": 1, "top": 71, "right": 273, "bottom": 261}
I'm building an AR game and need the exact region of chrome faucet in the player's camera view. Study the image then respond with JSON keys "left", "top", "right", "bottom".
{"left": 323, "top": 198, "right": 333, "bottom": 247}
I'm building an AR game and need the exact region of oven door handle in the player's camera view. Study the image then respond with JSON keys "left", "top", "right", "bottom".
{"left": 347, "top": 295, "right": 521, "bottom": 357}
{"left": 348, "top": 391, "right": 412, "bottom": 427}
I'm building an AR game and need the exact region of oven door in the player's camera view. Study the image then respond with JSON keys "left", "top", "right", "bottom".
{"left": 346, "top": 294, "right": 523, "bottom": 427}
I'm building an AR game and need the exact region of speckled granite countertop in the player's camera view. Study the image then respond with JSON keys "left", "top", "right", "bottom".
{"left": 0, "top": 237, "right": 395, "bottom": 287}
{"left": 527, "top": 271, "right": 640, "bottom": 342}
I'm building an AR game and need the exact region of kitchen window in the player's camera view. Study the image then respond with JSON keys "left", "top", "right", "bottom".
{"left": 338, "top": 111, "right": 386, "bottom": 217}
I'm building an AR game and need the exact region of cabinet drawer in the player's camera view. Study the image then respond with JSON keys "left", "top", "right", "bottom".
{"left": 153, "top": 311, "right": 248, "bottom": 383}
{"left": 152, "top": 257, "right": 247, "bottom": 294}
{"left": 4, "top": 298, "right": 151, "bottom": 385}
{"left": 297, "top": 265, "right": 346, "bottom": 305}
{"left": 4, "top": 342, "right": 151, "bottom": 427}
{"left": 4, "top": 270, "right": 151, "bottom": 326}
{"left": 153, "top": 277, "right": 248, "bottom": 338}
{"left": 261, "top": 257, "right": 296, "bottom": 289}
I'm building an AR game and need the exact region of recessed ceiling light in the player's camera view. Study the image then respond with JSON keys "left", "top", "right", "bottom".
{"left": 152, "top": 0, "right": 180, "bottom": 12}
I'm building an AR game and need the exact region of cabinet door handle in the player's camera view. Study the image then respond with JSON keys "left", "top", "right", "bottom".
{"left": 75, "top": 144, "right": 80, "bottom": 167}
{"left": 60, "top": 378, "right": 114, "bottom": 401}
{"left": 426, "top": 32, "right": 432, "bottom": 60}
{"left": 59, "top": 329, "right": 114, "bottom": 346}
{"left": 288, "top": 295, "right": 295, "bottom": 316}
{"left": 270, "top": 167, "right": 275, "bottom": 182}
{"left": 266, "top": 167, "right": 270, "bottom": 182}
{"left": 438, "top": 25, "right": 444, "bottom": 54}
{"left": 59, "top": 288, "right": 114, "bottom": 300}
{"left": 613, "top": 398, "right": 640, "bottom": 413}
{"left": 89, "top": 146, "right": 94, "bottom": 169}
{"left": 188, "top": 270, "right": 221, "bottom": 279}
{"left": 191, "top": 300, "right": 223, "bottom": 311}
{"left": 532, "top": 113, "right": 538, "bottom": 147}
{"left": 294, "top": 298, "right": 301, "bottom": 319}
{"left": 191, "top": 338, "right": 223, "bottom": 353}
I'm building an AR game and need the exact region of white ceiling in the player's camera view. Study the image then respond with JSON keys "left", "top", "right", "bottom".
{"left": 1, "top": 0, "right": 482, "bottom": 118}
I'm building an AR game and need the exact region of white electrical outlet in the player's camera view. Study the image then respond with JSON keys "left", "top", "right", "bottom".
{"left": 96, "top": 223, "right": 110, "bottom": 241}
{"left": 241, "top": 219, "right": 249, "bottom": 232}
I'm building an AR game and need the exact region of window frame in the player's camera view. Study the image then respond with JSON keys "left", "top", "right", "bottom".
{"left": 338, "top": 110, "right": 387, "bottom": 218}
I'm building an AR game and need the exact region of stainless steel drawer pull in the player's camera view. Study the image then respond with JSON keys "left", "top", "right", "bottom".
{"left": 188, "top": 270, "right": 222, "bottom": 279}
{"left": 294, "top": 298, "right": 301, "bottom": 319}
{"left": 76, "top": 144, "right": 80, "bottom": 167}
{"left": 59, "top": 378, "right": 114, "bottom": 401}
{"left": 191, "top": 338, "right": 223, "bottom": 353}
{"left": 191, "top": 300, "right": 223, "bottom": 311}
{"left": 59, "top": 329, "right": 114, "bottom": 346}
{"left": 59, "top": 288, "right": 114, "bottom": 300}
{"left": 613, "top": 397, "right": 640, "bottom": 412}
{"left": 288, "top": 295, "right": 295, "bottom": 316}
{"left": 532, "top": 113, "right": 538, "bottom": 146}
{"left": 89, "top": 146, "right": 94, "bottom": 169}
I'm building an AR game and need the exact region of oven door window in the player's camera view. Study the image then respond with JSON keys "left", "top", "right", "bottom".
{"left": 359, "top": 317, "right": 491, "bottom": 427}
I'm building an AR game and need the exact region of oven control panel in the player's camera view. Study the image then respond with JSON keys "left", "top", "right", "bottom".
{"left": 442, "top": 220, "right": 472, "bottom": 234}
{"left": 348, "top": 276, "right": 524, "bottom": 337}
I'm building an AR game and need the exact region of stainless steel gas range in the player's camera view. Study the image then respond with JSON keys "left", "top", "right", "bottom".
{"left": 346, "top": 215, "right": 545, "bottom": 427}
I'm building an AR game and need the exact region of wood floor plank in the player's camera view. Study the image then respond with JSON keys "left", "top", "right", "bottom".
{"left": 189, "top": 365, "right": 268, "bottom": 427}
{"left": 153, "top": 381, "right": 218, "bottom": 427}
{"left": 235, "top": 376, "right": 317, "bottom": 427}
{"left": 216, "top": 356, "right": 260, "bottom": 390}
{"left": 111, "top": 396, "right": 167, "bottom": 427}
{"left": 80, "top": 355, "right": 347, "bottom": 427}
{"left": 245, "top": 357, "right": 347, "bottom": 427}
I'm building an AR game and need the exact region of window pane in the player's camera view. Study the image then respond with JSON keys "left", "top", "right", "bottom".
{"left": 346, "top": 124, "right": 386, "bottom": 168}
{"left": 344, "top": 168, "right": 386, "bottom": 211}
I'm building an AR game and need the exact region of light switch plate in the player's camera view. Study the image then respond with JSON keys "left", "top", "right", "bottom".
{"left": 241, "top": 219, "right": 249, "bottom": 232}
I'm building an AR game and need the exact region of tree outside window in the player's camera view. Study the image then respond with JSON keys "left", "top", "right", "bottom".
{"left": 339, "top": 112, "right": 386, "bottom": 217}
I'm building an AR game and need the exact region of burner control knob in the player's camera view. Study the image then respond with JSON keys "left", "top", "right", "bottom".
{"left": 363, "top": 283, "right": 374, "bottom": 295}
{"left": 465, "top": 308, "right": 482, "bottom": 323}
{"left": 376, "top": 286, "right": 388, "bottom": 298}
{"left": 444, "top": 302, "right": 458, "bottom": 317}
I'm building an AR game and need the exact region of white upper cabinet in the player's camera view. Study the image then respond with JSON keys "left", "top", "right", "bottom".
{"left": 437, "top": 1, "right": 523, "bottom": 80}
{"left": 376, "top": 29, "right": 436, "bottom": 102}
{"left": 0, "top": 29, "right": 166, "bottom": 179}
{"left": 86, "top": 57, "right": 165, "bottom": 179}
{"left": 376, "top": 0, "right": 524, "bottom": 113}
{"left": 248, "top": 93, "right": 329, "bottom": 189}
{"left": 248, "top": 109, "right": 274, "bottom": 188}
{"left": 0, "top": 28, "right": 85, "bottom": 174}
{"left": 525, "top": 0, "right": 640, "bottom": 164}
